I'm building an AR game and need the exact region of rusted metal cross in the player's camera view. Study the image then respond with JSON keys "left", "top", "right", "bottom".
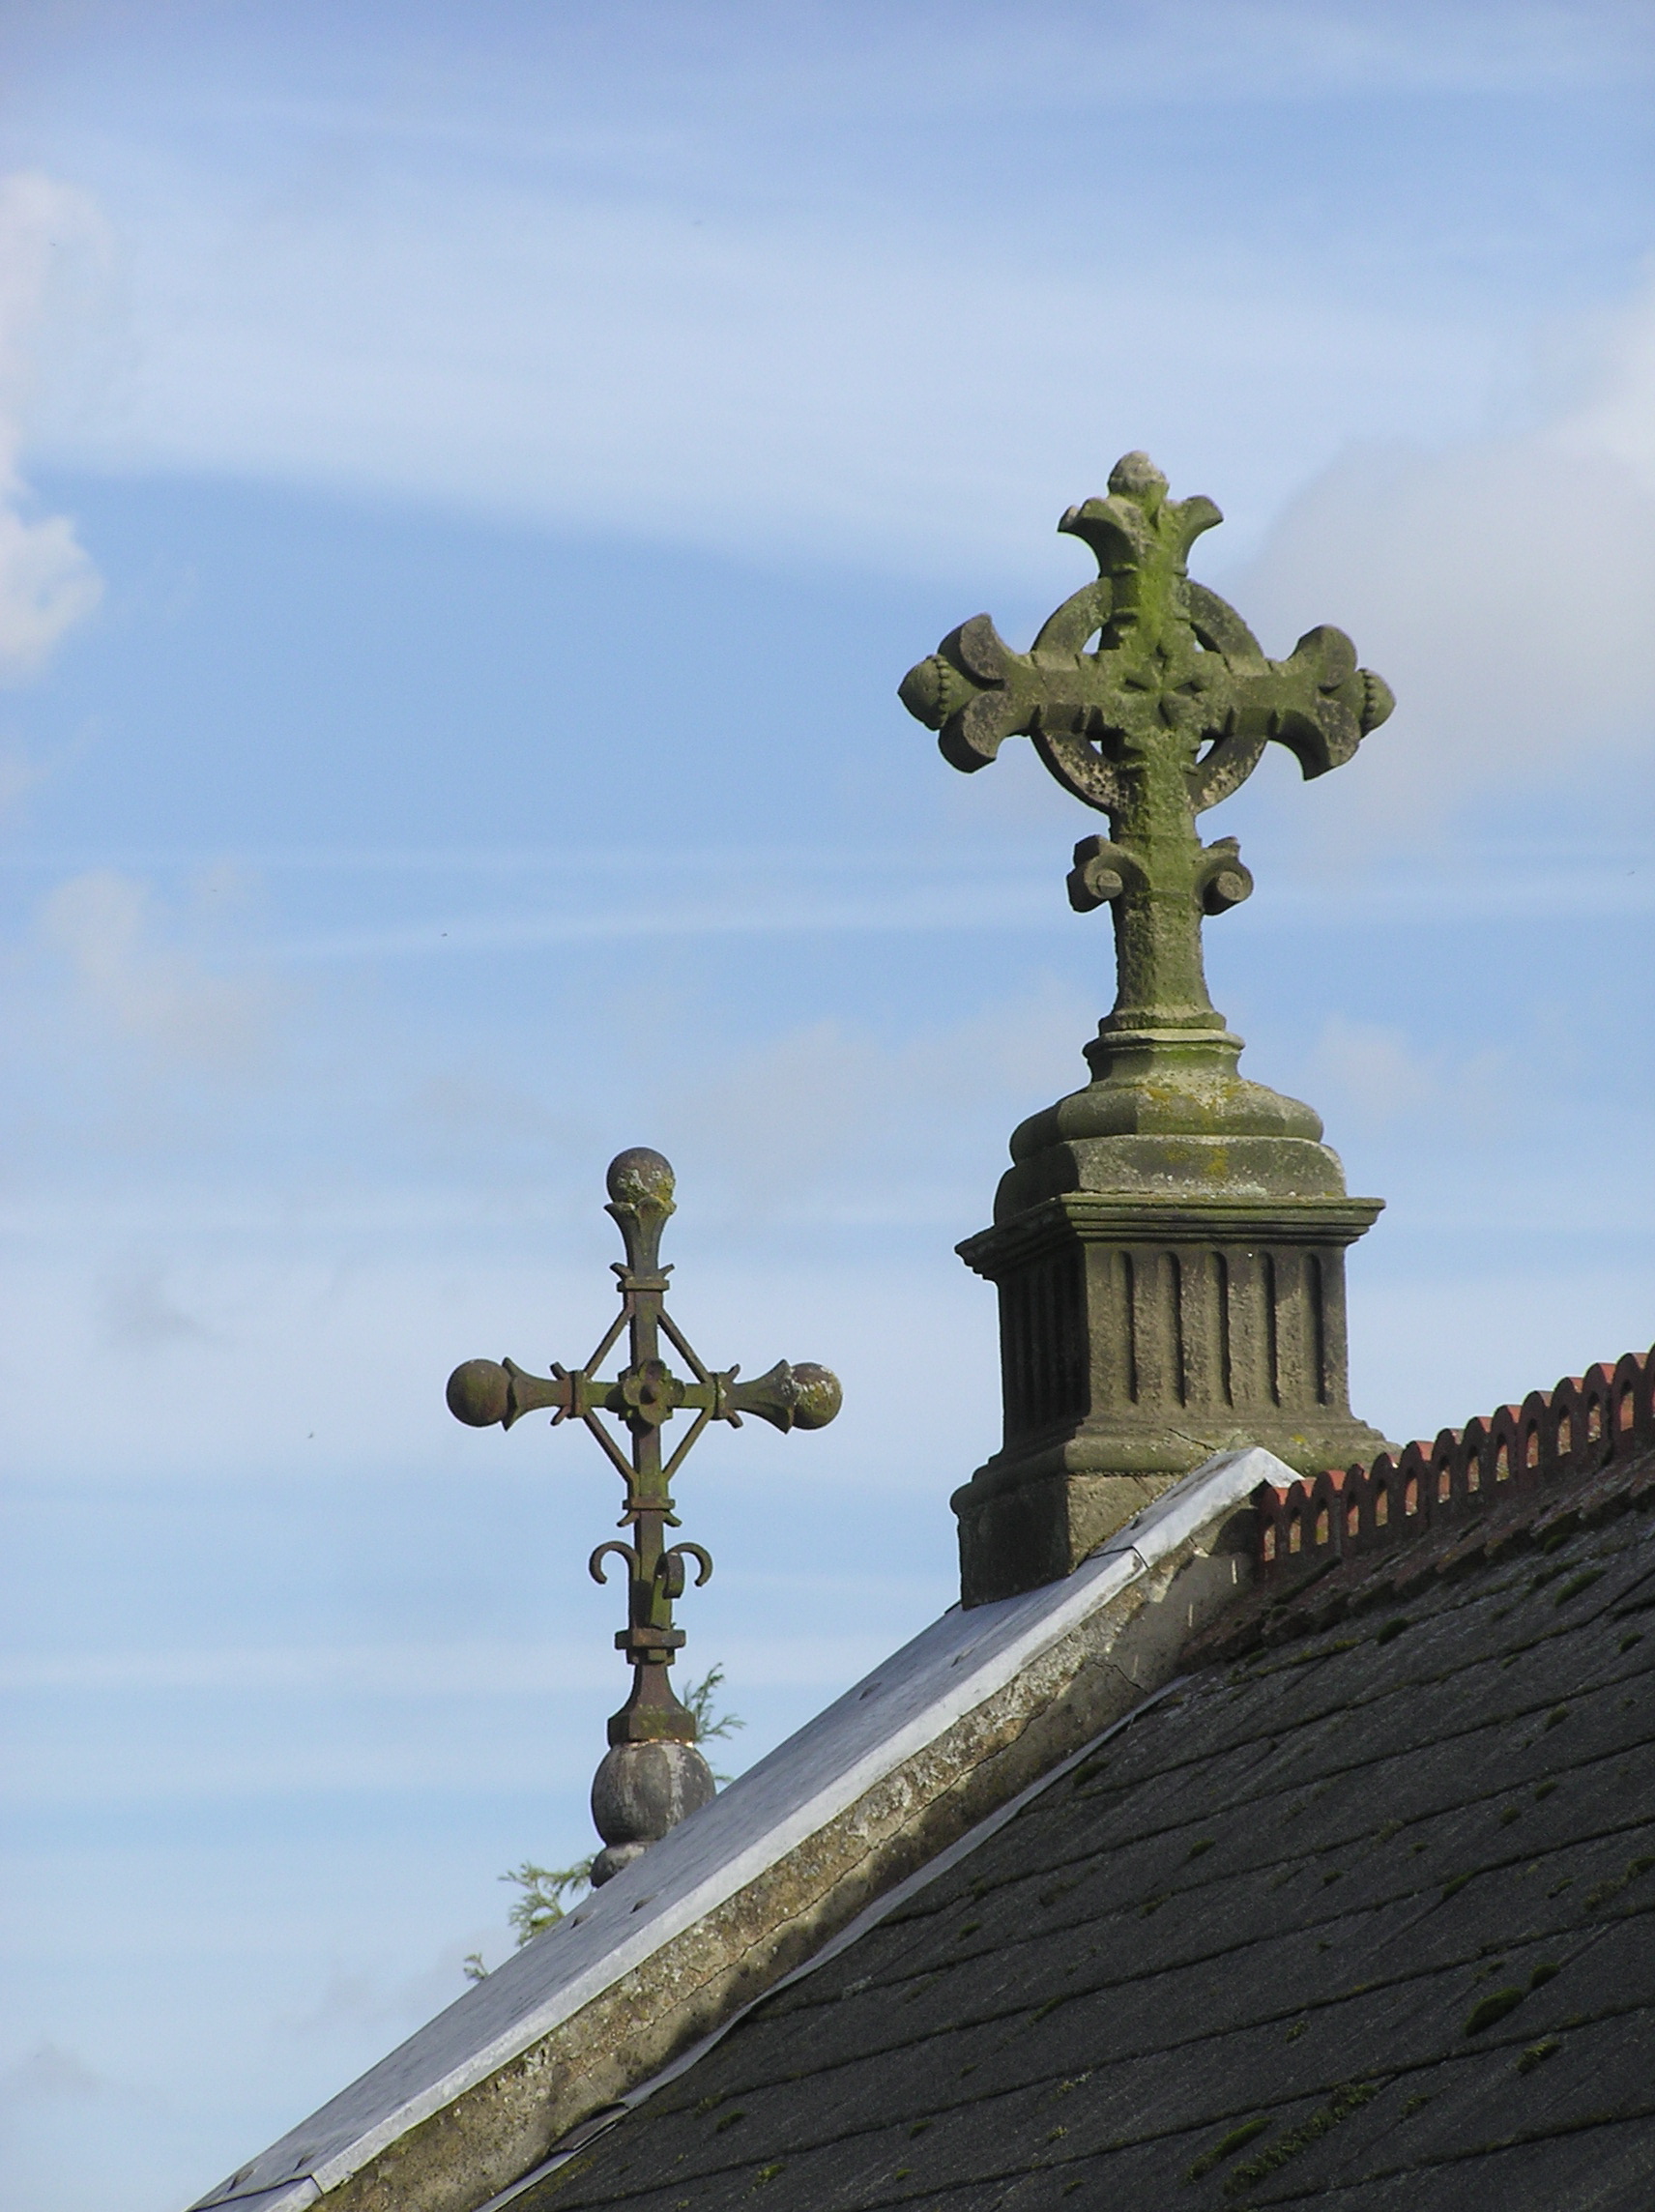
{"left": 899, "top": 451, "right": 1393, "bottom": 1044}
{"left": 447, "top": 1149, "right": 840, "bottom": 1758}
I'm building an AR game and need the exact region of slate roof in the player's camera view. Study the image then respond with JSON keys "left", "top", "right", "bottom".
{"left": 510, "top": 1366, "right": 1655, "bottom": 2212}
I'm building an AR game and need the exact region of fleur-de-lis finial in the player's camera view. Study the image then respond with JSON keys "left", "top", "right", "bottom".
{"left": 447, "top": 1150, "right": 840, "bottom": 1882}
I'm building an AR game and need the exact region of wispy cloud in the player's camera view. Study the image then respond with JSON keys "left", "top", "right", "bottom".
{"left": 97, "top": 1264, "right": 216, "bottom": 1351}
{"left": 1297, "top": 1014, "right": 1511, "bottom": 1140}
{"left": 670, "top": 981, "right": 1091, "bottom": 1213}
{"left": 0, "top": 2041, "right": 114, "bottom": 2107}
{"left": 18, "top": 13, "right": 1632, "bottom": 580}
{"left": 0, "top": 172, "right": 104, "bottom": 679}
{"left": 0, "top": 1630, "right": 884, "bottom": 1695}
{"left": 1231, "top": 270, "right": 1655, "bottom": 825}
{"left": 36, "top": 868, "right": 276, "bottom": 1067}
{"left": 225, "top": 847, "right": 1655, "bottom": 969}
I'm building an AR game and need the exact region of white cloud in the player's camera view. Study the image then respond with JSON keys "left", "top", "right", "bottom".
{"left": 51, "top": 167, "right": 1477, "bottom": 584}
{"left": 4, "top": 12, "right": 1644, "bottom": 598}
{"left": 0, "top": 1630, "right": 880, "bottom": 1696}
{"left": 37, "top": 868, "right": 274, "bottom": 1067}
{"left": 1229, "top": 275, "right": 1655, "bottom": 824}
{"left": 1352, "top": 1262, "right": 1655, "bottom": 1451}
{"left": 98, "top": 1263, "right": 216, "bottom": 1350}
{"left": 0, "top": 172, "right": 105, "bottom": 679}
{"left": 277, "top": 1946, "right": 488, "bottom": 2045}
{"left": 1558, "top": 270, "right": 1655, "bottom": 493}
{"left": 1306, "top": 1016, "right": 1438, "bottom": 1128}
{"left": 12, "top": 34, "right": 1566, "bottom": 583}
{"left": 1296, "top": 1015, "right": 1518, "bottom": 1148}
{"left": 0, "top": 736, "right": 49, "bottom": 817}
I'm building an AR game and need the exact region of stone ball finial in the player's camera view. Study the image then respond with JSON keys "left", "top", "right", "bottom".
{"left": 606, "top": 1147, "right": 676, "bottom": 1210}
{"left": 590, "top": 1738, "right": 716, "bottom": 1885}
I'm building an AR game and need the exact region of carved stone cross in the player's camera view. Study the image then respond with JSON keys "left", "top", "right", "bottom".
{"left": 901, "top": 450, "right": 1393, "bottom": 1047}
{"left": 899, "top": 455, "right": 1394, "bottom": 1606}
{"left": 447, "top": 1148, "right": 840, "bottom": 1880}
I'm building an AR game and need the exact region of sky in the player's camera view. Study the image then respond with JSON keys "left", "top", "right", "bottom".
{"left": 0, "top": 5, "right": 1651, "bottom": 2208}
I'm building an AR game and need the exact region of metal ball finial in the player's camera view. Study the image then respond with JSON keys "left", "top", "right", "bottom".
{"left": 788, "top": 1363, "right": 843, "bottom": 1430}
{"left": 447, "top": 1357, "right": 510, "bottom": 1427}
{"left": 606, "top": 1147, "right": 676, "bottom": 1211}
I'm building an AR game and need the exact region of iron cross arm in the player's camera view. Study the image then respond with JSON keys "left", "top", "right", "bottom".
{"left": 447, "top": 1353, "right": 842, "bottom": 1441}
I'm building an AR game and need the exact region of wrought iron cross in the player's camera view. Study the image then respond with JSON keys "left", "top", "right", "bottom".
{"left": 899, "top": 451, "right": 1393, "bottom": 1040}
{"left": 447, "top": 1149, "right": 841, "bottom": 1760}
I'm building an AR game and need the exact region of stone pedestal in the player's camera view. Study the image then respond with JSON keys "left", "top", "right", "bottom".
{"left": 952, "top": 1025, "right": 1389, "bottom": 1605}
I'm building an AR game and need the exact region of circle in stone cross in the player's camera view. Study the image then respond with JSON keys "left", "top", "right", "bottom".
{"left": 606, "top": 1147, "right": 676, "bottom": 1209}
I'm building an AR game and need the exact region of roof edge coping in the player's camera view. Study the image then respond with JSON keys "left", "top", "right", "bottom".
{"left": 189, "top": 1441, "right": 1287, "bottom": 2212}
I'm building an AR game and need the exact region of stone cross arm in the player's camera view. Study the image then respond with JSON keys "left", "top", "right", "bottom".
{"left": 898, "top": 453, "right": 1394, "bottom": 1039}
{"left": 899, "top": 452, "right": 1394, "bottom": 823}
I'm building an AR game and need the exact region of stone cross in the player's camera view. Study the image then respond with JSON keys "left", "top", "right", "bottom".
{"left": 900, "top": 451, "right": 1393, "bottom": 1048}
{"left": 447, "top": 1148, "right": 840, "bottom": 1881}
{"left": 898, "top": 455, "right": 1395, "bottom": 1606}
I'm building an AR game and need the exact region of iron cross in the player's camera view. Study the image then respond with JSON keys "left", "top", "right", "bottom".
{"left": 447, "top": 1148, "right": 841, "bottom": 1750}
{"left": 899, "top": 451, "right": 1393, "bottom": 1037}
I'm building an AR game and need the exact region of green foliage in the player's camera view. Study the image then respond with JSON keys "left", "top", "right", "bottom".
{"left": 503, "top": 1858, "right": 596, "bottom": 1947}
{"left": 683, "top": 1662, "right": 745, "bottom": 1781}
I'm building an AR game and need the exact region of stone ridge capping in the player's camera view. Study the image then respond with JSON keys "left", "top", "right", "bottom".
{"left": 1252, "top": 1343, "right": 1653, "bottom": 1583}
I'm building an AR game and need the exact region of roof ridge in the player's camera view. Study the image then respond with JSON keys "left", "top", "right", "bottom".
{"left": 1238, "top": 1345, "right": 1654, "bottom": 1610}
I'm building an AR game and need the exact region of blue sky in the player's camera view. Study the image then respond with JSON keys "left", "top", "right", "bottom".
{"left": 0, "top": 6, "right": 1651, "bottom": 2208}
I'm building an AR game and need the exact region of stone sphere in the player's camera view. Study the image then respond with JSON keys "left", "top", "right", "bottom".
{"left": 590, "top": 1842, "right": 649, "bottom": 1887}
{"left": 589, "top": 1740, "right": 714, "bottom": 1885}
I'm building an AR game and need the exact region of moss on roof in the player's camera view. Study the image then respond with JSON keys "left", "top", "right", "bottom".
{"left": 516, "top": 1458, "right": 1655, "bottom": 2212}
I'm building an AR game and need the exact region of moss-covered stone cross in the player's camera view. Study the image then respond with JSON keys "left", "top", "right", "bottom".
{"left": 900, "top": 451, "right": 1393, "bottom": 1043}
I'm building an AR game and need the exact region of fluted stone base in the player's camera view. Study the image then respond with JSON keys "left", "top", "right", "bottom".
{"left": 954, "top": 1187, "right": 1388, "bottom": 1606}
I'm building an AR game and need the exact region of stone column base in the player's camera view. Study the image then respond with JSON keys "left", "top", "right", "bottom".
{"left": 954, "top": 1193, "right": 1389, "bottom": 1605}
